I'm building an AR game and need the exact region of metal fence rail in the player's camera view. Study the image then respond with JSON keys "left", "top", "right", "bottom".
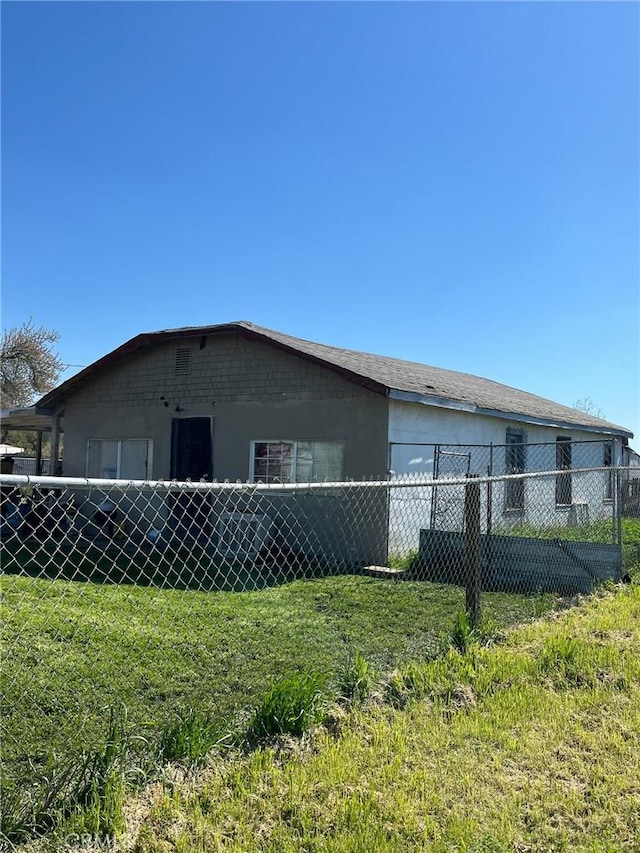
{"left": 0, "top": 466, "right": 633, "bottom": 825}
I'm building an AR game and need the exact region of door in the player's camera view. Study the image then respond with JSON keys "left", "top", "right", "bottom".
{"left": 170, "top": 418, "right": 213, "bottom": 537}
{"left": 170, "top": 417, "right": 213, "bottom": 481}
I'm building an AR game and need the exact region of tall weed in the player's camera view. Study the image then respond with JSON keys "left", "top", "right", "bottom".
{"left": 337, "top": 651, "right": 375, "bottom": 706}
{"left": 247, "top": 673, "right": 329, "bottom": 741}
{"left": 0, "top": 705, "right": 144, "bottom": 846}
{"left": 445, "top": 610, "right": 500, "bottom": 654}
{"left": 159, "top": 707, "right": 232, "bottom": 764}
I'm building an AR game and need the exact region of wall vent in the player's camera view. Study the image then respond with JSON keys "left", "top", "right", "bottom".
{"left": 175, "top": 348, "right": 192, "bottom": 376}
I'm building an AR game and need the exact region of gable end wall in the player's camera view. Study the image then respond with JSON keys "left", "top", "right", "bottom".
{"left": 63, "top": 333, "right": 389, "bottom": 479}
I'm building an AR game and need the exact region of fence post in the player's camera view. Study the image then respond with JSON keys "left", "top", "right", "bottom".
{"left": 465, "top": 474, "right": 481, "bottom": 627}
{"left": 486, "top": 444, "right": 493, "bottom": 576}
{"left": 616, "top": 467, "right": 623, "bottom": 550}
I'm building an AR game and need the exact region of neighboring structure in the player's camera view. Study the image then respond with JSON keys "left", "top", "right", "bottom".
{"left": 621, "top": 445, "right": 640, "bottom": 518}
{"left": 0, "top": 406, "right": 59, "bottom": 475}
{"left": 3, "top": 321, "right": 633, "bottom": 564}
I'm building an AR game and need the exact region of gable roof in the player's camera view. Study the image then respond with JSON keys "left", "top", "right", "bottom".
{"left": 37, "top": 320, "right": 632, "bottom": 438}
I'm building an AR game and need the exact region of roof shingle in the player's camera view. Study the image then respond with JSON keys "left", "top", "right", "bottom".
{"left": 237, "top": 322, "right": 630, "bottom": 435}
{"left": 36, "top": 320, "right": 632, "bottom": 437}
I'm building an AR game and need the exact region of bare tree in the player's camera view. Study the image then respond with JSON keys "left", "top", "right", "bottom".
{"left": 1, "top": 321, "right": 64, "bottom": 408}
{"left": 574, "top": 396, "right": 606, "bottom": 420}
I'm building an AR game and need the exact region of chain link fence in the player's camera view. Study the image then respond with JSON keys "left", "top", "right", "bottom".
{"left": 1, "top": 464, "right": 637, "bottom": 840}
{"left": 389, "top": 437, "right": 616, "bottom": 481}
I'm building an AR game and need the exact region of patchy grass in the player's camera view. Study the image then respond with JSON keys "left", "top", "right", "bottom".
{"left": 3, "top": 515, "right": 638, "bottom": 846}
{"left": 132, "top": 585, "right": 640, "bottom": 853}
{"left": 1, "top": 573, "right": 544, "bottom": 806}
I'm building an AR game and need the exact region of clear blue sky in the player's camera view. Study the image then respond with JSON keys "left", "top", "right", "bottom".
{"left": 2, "top": 2, "right": 638, "bottom": 447}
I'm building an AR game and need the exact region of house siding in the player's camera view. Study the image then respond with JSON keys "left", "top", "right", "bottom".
{"left": 62, "top": 332, "right": 389, "bottom": 481}
{"left": 388, "top": 399, "right": 625, "bottom": 470}
{"left": 387, "top": 399, "right": 624, "bottom": 554}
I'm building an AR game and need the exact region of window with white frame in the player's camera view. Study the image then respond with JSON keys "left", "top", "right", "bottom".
{"left": 87, "top": 439, "right": 152, "bottom": 480}
{"left": 250, "top": 440, "right": 344, "bottom": 484}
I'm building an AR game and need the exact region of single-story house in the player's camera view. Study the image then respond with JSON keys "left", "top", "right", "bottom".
{"left": 30, "top": 320, "right": 632, "bottom": 482}
{"left": 5, "top": 321, "right": 631, "bottom": 569}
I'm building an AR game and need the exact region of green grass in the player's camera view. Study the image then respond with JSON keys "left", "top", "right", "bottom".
{"left": 3, "top": 517, "right": 638, "bottom": 845}
{"left": 337, "top": 650, "right": 376, "bottom": 706}
{"left": 158, "top": 707, "right": 232, "bottom": 765}
{"left": 0, "top": 534, "right": 310, "bottom": 591}
{"left": 247, "top": 672, "right": 330, "bottom": 741}
{"left": 133, "top": 585, "right": 640, "bottom": 853}
{"left": 1, "top": 572, "right": 543, "bottom": 797}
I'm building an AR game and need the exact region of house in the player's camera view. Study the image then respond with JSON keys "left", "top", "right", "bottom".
{"left": 2, "top": 320, "right": 627, "bottom": 566}
{"left": 30, "top": 320, "right": 632, "bottom": 486}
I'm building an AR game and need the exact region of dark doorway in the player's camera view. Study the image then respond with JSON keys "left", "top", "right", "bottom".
{"left": 171, "top": 418, "right": 213, "bottom": 481}
{"left": 170, "top": 418, "right": 213, "bottom": 538}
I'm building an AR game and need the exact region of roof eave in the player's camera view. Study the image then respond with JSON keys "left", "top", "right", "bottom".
{"left": 388, "top": 390, "right": 633, "bottom": 439}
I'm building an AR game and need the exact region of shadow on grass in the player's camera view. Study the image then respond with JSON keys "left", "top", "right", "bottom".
{"left": 0, "top": 534, "right": 359, "bottom": 592}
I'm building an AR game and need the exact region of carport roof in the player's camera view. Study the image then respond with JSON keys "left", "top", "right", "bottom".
{"left": 35, "top": 321, "right": 633, "bottom": 438}
{"left": 0, "top": 406, "right": 57, "bottom": 432}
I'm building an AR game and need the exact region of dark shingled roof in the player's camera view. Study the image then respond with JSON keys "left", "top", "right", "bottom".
{"left": 37, "top": 320, "right": 632, "bottom": 437}
{"left": 240, "top": 322, "right": 631, "bottom": 435}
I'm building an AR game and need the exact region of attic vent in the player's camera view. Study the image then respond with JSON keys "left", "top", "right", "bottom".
{"left": 175, "top": 348, "right": 192, "bottom": 376}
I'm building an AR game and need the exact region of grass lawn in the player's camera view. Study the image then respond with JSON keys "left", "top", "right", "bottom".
{"left": 1, "top": 571, "right": 544, "bottom": 794}
{"left": 134, "top": 584, "right": 640, "bottom": 853}
{"left": 2, "top": 518, "right": 638, "bottom": 846}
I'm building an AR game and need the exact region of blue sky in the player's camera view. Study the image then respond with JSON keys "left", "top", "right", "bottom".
{"left": 2, "top": 2, "right": 638, "bottom": 446}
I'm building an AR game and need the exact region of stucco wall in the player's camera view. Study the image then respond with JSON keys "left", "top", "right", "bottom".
{"left": 62, "top": 332, "right": 389, "bottom": 481}
{"left": 388, "top": 399, "right": 626, "bottom": 472}
{"left": 387, "top": 399, "right": 624, "bottom": 555}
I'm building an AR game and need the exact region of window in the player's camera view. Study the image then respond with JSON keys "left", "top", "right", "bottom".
{"left": 250, "top": 440, "right": 344, "bottom": 483}
{"left": 555, "top": 437, "right": 572, "bottom": 506}
{"left": 87, "top": 439, "right": 152, "bottom": 479}
{"left": 604, "top": 441, "right": 614, "bottom": 501}
{"left": 505, "top": 427, "right": 527, "bottom": 511}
